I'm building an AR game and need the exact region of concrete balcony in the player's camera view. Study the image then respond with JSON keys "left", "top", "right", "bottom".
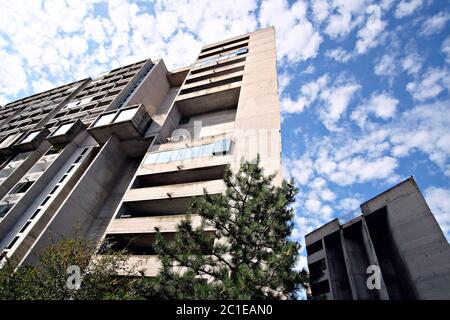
{"left": 123, "top": 180, "right": 225, "bottom": 202}
{"left": 88, "top": 104, "right": 152, "bottom": 144}
{"left": 108, "top": 214, "right": 204, "bottom": 234}
{"left": 198, "top": 39, "right": 249, "bottom": 59}
{"left": 120, "top": 179, "right": 225, "bottom": 217}
{"left": 181, "top": 70, "right": 244, "bottom": 92}
{"left": 175, "top": 83, "right": 241, "bottom": 117}
{"left": 185, "top": 61, "right": 245, "bottom": 84}
{"left": 123, "top": 179, "right": 225, "bottom": 203}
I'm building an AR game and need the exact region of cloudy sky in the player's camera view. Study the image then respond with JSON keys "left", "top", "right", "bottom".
{"left": 0, "top": 0, "right": 449, "bottom": 275}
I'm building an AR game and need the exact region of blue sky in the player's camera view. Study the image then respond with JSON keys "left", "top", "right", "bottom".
{"left": 0, "top": 0, "right": 449, "bottom": 275}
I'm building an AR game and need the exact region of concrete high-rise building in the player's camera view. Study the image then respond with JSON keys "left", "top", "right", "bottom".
{"left": 0, "top": 27, "right": 282, "bottom": 277}
{"left": 305, "top": 177, "right": 450, "bottom": 300}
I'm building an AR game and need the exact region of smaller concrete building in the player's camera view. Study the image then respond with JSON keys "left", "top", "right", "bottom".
{"left": 305, "top": 177, "right": 450, "bottom": 300}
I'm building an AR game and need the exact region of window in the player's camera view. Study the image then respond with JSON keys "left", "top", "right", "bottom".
{"left": 155, "top": 150, "right": 173, "bottom": 163}
{"left": 7, "top": 236, "right": 19, "bottom": 250}
{"left": 170, "top": 148, "right": 187, "bottom": 161}
{"left": 0, "top": 203, "right": 12, "bottom": 218}
{"left": 213, "top": 139, "right": 231, "bottom": 155}
{"left": 144, "top": 152, "right": 159, "bottom": 165}
{"left": 188, "top": 145, "right": 202, "bottom": 159}
{"left": 45, "top": 146, "right": 63, "bottom": 155}
{"left": 114, "top": 107, "right": 138, "bottom": 123}
{"left": 49, "top": 185, "right": 59, "bottom": 195}
{"left": 236, "top": 47, "right": 248, "bottom": 55}
{"left": 179, "top": 117, "right": 190, "bottom": 125}
{"left": 10, "top": 181, "right": 33, "bottom": 194}
{"left": 19, "top": 221, "right": 31, "bottom": 233}
{"left": 93, "top": 113, "right": 116, "bottom": 127}
{"left": 20, "top": 131, "right": 40, "bottom": 144}
{"left": 0, "top": 133, "right": 21, "bottom": 148}
{"left": 200, "top": 143, "right": 215, "bottom": 157}
{"left": 143, "top": 139, "right": 231, "bottom": 165}
{"left": 52, "top": 123, "right": 73, "bottom": 136}
{"left": 306, "top": 240, "right": 323, "bottom": 255}
{"left": 30, "top": 209, "right": 41, "bottom": 220}
{"left": 40, "top": 196, "right": 51, "bottom": 206}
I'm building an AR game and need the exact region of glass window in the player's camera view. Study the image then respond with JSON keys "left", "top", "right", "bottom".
{"left": 213, "top": 139, "right": 232, "bottom": 155}
{"left": 52, "top": 123, "right": 73, "bottom": 136}
{"left": 93, "top": 113, "right": 116, "bottom": 127}
{"left": 187, "top": 145, "right": 202, "bottom": 159}
{"left": 0, "top": 133, "right": 21, "bottom": 148}
{"left": 155, "top": 150, "right": 173, "bottom": 163}
{"left": 64, "top": 101, "right": 79, "bottom": 110}
{"left": 236, "top": 47, "right": 248, "bottom": 55}
{"left": 200, "top": 143, "right": 215, "bottom": 157}
{"left": 144, "top": 152, "right": 159, "bottom": 165}
{"left": 114, "top": 107, "right": 138, "bottom": 123}
{"left": 170, "top": 148, "right": 187, "bottom": 161}
{"left": 10, "top": 181, "right": 33, "bottom": 194}
{"left": 80, "top": 96, "right": 93, "bottom": 106}
{"left": 20, "top": 131, "right": 40, "bottom": 144}
{"left": 0, "top": 203, "right": 12, "bottom": 218}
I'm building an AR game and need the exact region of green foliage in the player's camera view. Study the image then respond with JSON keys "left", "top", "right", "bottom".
{"left": 139, "top": 156, "right": 308, "bottom": 300}
{"left": 0, "top": 237, "right": 137, "bottom": 300}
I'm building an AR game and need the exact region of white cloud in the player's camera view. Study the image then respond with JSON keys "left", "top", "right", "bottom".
{"left": 355, "top": 5, "right": 387, "bottom": 55}
{"left": 442, "top": 36, "right": 450, "bottom": 64}
{"left": 389, "top": 100, "right": 450, "bottom": 173}
{"left": 374, "top": 53, "right": 397, "bottom": 78}
{"left": 285, "top": 156, "right": 315, "bottom": 185}
{"left": 401, "top": 52, "right": 423, "bottom": 75}
{"left": 311, "top": 0, "right": 330, "bottom": 24}
{"left": 337, "top": 197, "right": 361, "bottom": 211}
{"left": 328, "top": 156, "right": 398, "bottom": 185}
{"left": 425, "top": 186, "right": 450, "bottom": 240}
{"left": 259, "top": 0, "right": 322, "bottom": 63}
{"left": 324, "top": 0, "right": 367, "bottom": 39}
{"left": 394, "top": 0, "right": 423, "bottom": 19}
{"left": 406, "top": 67, "right": 450, "bottom": 101}
{"left": 325, "top": 47, "right": 353, "bottom": 63}
{"left": 351, "top": 92, "right": 399, "bottom": 128}
{"left": 281, "top": 74, "right": 329, "bottom": 114}
{"left": 319, "top": 79, "right": 361, "bottom": 131}
{"left": 0, "top": 51, "right": 27, "bottom": 97}
{"left": 278, "top": 72, "right": 292, "bottom": 95}
{"left": 419, "top": 12, "right": 450, "bottom": 36}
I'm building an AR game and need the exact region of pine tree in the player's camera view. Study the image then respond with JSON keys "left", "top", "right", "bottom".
{"left": 139, "top": 156, "right": 308, "bottom": 299}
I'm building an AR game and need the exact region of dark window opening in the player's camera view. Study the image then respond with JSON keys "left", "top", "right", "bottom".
{"left": 309, "top": 259, "right": 327, "bottom": 283}
{"left": 99, "top": 231, "right": 215, "bottom": 256}
{"left": 49, "top": 185, "right": 59, "bottom": 195}
{"left": 306, "top": 239, "right": 323, "bottom": 255}
{"left": 310, "top": 279, "right": 330, "bottom": 297}
{"left": 179, "top": 117, "right": 190, "bottom": 125}
{"left": 10, "top": 181, "right": 34, "bottom": 194}
{"left": 30, "top": 209, "right": 41, "bottom": 220}
{"left": 19, "top": 221, "right": 31, "bottom": 233}
{"left": 40, "top": 196, "right": 51, "bottom": 206}
{"left": 45, "top": 146, "right": 63, "bottom": 155}
{"left": 0, "top": 204, "right": 13, "bottom": 218}
{"left": 7, "top": 236, "right": 20, "bottom": 250}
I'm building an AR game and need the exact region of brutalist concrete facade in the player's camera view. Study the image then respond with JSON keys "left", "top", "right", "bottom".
{"left": 0, "top": 27, "right": 282, "bottom": 277}
{"left": 305, "top": 177, "right": 450, "bottom": 300}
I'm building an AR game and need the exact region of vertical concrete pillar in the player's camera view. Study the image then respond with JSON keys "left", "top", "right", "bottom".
{"left": 340, "top": 229, "right": 358, "bottom": 300}
{"left": 361, "top": 218, "right": 390, "bottom": 300}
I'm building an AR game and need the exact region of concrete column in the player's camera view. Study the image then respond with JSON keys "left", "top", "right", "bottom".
{"left": 361, "top": 218, "right": 390, "bottom": 300}
{"left": 340, "top": 229, "right": 358, "bottom": 300}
